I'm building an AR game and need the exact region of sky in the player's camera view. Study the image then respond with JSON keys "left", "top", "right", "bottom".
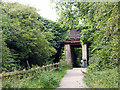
{"left": 3, "top": 0, "right": 58, "bottom": 22}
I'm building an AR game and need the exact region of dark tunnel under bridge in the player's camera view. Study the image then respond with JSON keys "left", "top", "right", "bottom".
{"left": 64, "top": 40, "right": 90, "bottom": 68}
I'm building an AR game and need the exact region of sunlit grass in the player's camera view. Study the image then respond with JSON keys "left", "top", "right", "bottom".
{"left": 84, "top": 68, "right": 118, "bottom": 88}
{"left": 2, "top": 65, "right": 72, "bottom": 88}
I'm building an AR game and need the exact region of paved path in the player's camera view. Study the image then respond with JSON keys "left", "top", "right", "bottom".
{"left": 58, "top": 68, "right": 88, "bottom": 88}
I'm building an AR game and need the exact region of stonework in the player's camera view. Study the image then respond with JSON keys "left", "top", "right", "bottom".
{"left": 82, "top": 44, "right": 87, "bottom": 65}
{"left": 64, "top": 44, "right": 88, "bottom": 67}
{"left": 65, "top": 44, "right": 72, "bottom": 64}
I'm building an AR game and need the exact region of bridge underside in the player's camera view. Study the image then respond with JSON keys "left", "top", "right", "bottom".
{"left": 64, "top": 40, "right": 90, "bottom": 67}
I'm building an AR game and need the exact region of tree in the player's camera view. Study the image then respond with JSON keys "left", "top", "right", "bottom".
{"left": 2, "top": 2, "right": 56, "bottom": 68}
{"left": 37, "top": 16, "right": 68, "bottom": 62}
{"left": 54, "top": 1, "right": 119, "bottom": 71}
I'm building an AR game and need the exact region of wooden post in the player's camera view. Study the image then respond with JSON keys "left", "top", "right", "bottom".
{"left": 46, "top": 65, "right": 48, "bottom": 71}
{"left": 49, "top": 64, "right": 51, "bottom": 70}
{"left": 50, "top": 64, "right": 51, "bottom": 70}
{"left": 38, "top": 66, "right": 41, "bottom": 73}
{"left": 31, "top": 68, "right": 34, "bottom": 71}
{"left": 65, "top": 61, "right": 67, "bottom": 65}
{"left": 61, "top": 61, "right": 62, "bottom": 70}
{"left": 53, "top": 64, "right": 54, "bottom": 71}
{"left": 14, "top": 70, "right": 17, "bottom": 79}
{"left": 58, "top": 62, "right": 59, "bottom": 70}
{"left": 2, "top": 71, "right": 5, "bottom": 82}
{"left": 55, "top": 63, "right": 56, "bottom": 70}
{"left": 42, "top": 65, "right": 44, "bottom": 71}
{"left": 55, "top": 63, "right": 58, "bottom": 69}
{"left": 30, "top": 68, "right": 34, "bottom": 78}
{"left": 38, "top": 66, "right": 41, "bottom": 71}
{"left": 23, "top": 69, "right": 26, "bottom": 79}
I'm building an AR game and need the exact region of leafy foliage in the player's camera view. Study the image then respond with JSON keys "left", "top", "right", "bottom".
{"left": 54, "top": 1, "right": 119, "bottom": 71}
{"left": 84, "top": 68, "right": 118, "bottom": 88}
{"left": 54, "top": 1, "right": 119, "bottom": 88}
{"left": 74, "top": 48, "right": 82, "bottom": 67}
{"left": 37, "top": 17, "right": 68, "bottom": 62}
{"left": 2, "top": 2, "right": 57, "bottom": 69}
{"left": 39, "top": 18, "right": 68, "bottom": 49}
{"left": 3, "top": 65, "right": 72, "bottom": 88}
{"left": 2, "top": 38, "right": 18, "bottom": 72}
{"left": 2, "top": 1, "right": 68, "bottom": 71}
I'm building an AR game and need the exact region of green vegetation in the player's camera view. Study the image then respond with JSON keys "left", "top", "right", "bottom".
{"left": 1, "top": 1, "right": 70, "bottom": 89}
{"left": 84, "top": 68, "right": 118, "bottom": 88}
{"left": 3, "top": 65, "right": 72, "bottom": 88}
{"left": 2, "top": 2, "right": 54, "bottom": 70}
{"left": 1, "top": 0, "right": 119, "bottom": 88}
{"left": 54, "top": 1, "right": 119, "bottom": 88}
{"left": 29, "top": 65, "right": 72, "bottom": 88}
{"left": 55, "top": 1, "right": 119, "bottom": 70}
{"left": 2, "top": 1, "right": 68, "bottom": 71}
{"left": 74, "top": 48, "right": 82, "bottom": 67}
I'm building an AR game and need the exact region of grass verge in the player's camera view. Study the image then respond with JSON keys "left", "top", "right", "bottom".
{"left": 29, "top": 65, "right": 72, "bottom": 88}
{"left": 84, "top": 68, "right": 118, "bottom": 88}
{"left": 2, "top": 65, "right": 72, "bottom": 88}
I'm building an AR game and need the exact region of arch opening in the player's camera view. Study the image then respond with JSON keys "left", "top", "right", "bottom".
{"left": 70, "top": 45, "right": 82, "bottom": 68}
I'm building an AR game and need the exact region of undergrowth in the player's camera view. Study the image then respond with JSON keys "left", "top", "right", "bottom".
{"left": 2, "top": 65, "right": 72, "bottom": 89}
{"left": 84, "top": 67, "right": 118, "bottom": 88}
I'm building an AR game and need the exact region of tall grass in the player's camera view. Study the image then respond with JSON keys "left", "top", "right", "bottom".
{"left": 2, "top": 65, "right": 72, "bottom": 88}
{"left": 84, "top": 67, "right": 118, "bottom": 88}
{"left": 29, "top": 65, "right": 72, "bottom": 88}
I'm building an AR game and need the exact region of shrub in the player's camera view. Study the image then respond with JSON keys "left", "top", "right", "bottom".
{"left": 2, "top": 65, "right": 72, "bottom": 88}
{"left": 84, "top": 67, "right": 118, "bottom": 88}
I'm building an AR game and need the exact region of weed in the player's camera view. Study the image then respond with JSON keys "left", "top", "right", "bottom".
{"left": 84, "top": 67, "right": 118, "bottom": 88}
{"left": 2, "top": 65, "right": 72, "bottom": 88}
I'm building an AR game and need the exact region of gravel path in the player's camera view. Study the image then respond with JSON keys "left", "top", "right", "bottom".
{"left": 58, "top": 68, "right": 88, "bottom": 88}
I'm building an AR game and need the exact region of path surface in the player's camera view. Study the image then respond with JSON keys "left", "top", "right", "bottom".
{"left": 58, "top": 68, "right": 88, "bottom": 88}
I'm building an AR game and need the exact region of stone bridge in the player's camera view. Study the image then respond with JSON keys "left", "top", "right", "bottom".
{"left": 64, "top": 29, "right": 90, "bottom": 67}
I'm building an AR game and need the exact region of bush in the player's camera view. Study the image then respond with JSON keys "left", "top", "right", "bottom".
{"left": 84, "top": 67, "right": 118, "bottom": 88}
{"left": 2, "top": 2, "right": 56, "bottom": 67}
{"left": 2, "top": 38, "right": 18, "bottom": 72}
{"left": 2, "top": 65, "right": 72, "bottom": 88}
{"left": 29, "top": 70, "right": 60, "bottom": 88}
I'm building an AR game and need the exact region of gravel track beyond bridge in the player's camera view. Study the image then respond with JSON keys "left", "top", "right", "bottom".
{"left": 58, "top": 68, "right": 88, "bottom": 88}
